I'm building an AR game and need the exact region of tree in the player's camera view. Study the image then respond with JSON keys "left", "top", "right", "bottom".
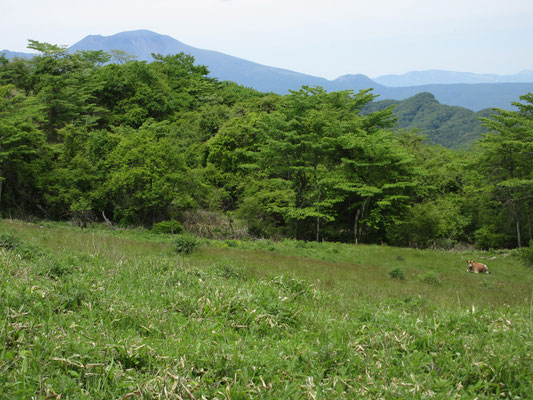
{"left": 102, "top": 126, "right": 191, "bottom": 225}
{"left": 332, "top": 116, "right": 423, "bottom": 243}
{"left": 237, "top": 86, "right": 409, "bottom": 242}
{"left": 25, "top": 41, "right": 108, "bottom": 138}
{"left": 476, "top": 93, "right": 533, "bottom": 247}
{"left": 250, "top": 87, "right": 350, "bottom": 240}
{"left": 109, "top": 49, "right": 137, "bottom": 65}
{"left": 0, "top": 85, "right": 47, "bottom": 216}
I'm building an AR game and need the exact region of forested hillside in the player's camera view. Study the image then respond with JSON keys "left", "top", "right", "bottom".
{"left": 365, "top": 92, "right": 491, "bottom": 148}
{"left": 1, "top": 41, "right": 532, "bottom": 249}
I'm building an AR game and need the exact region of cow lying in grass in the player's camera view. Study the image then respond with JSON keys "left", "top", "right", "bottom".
{"left": 467, "top": 259, "right": 490, "bottom": 274}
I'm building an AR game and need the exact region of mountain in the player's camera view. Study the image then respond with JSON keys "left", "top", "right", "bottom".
{"left": 0, "top": 49, "right": 36, "bottom": 59}
{"left": 365, "top": 92, "right": 492, "bottom": 149}
{"left": 374, "top": 70, "right": 533, "bottom": 86}
{"left": 68, "top": 30, "right": 332, "bottom": 94}
{"left": 67, "top": 30, "right": 533, "bottom": 111}
{"left": 3, "top": 30, "right": 533, "bottom": 111}
{"left": 376, "top": 82, "right": 533, "bottom": 112}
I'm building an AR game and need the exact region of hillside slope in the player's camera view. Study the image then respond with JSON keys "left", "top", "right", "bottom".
{"left": 1, "top": 220, "right": 532, "bottom": 399}
{"left": 366, "top": 92, "right": 493, "bottom": 148}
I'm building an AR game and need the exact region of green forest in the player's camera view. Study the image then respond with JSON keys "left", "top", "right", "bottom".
{"left": 365, "top": 92, "right": 492, "bottom": 149}
{"left": 1, "top": 42, "right": 532, "bottom": 249}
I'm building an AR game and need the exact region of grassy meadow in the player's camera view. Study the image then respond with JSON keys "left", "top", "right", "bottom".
{"left": 1, "top": 219, "right": 532, "bottom": 399}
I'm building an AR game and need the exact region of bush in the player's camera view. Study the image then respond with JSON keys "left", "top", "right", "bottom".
{"left": 474, "top": 226, "right": 508, "bottom": 250}
{"left": 418, "top": 271, "right": 442, "bottom": 286}
{"left": 517, "top": 241, "right": 533, "bottom": 268}
{"left": 434, "top": 238, "right": 456, "bottom": 250}
{"left": 151, "top": 220, "right": 184, "bottom": 234}
{"left": 174, "top": 234, "right": 200, "bottom": 255}
{"left": 0, "top": 233, "right": 43, "bottom": 259}
{"left": 388, "top": 267, "right": 405, "bottom": 280}
{"left": 0, "top": 232, "right": 19, "bottom": 251}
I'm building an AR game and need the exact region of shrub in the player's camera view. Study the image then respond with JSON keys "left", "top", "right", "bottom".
{"left": 0, "top": 233, "right": 43, "bottom": 259}
{"left": 474, "top": 226, "right": 508, "bottom": 250}
{"left": 517, "top": 241, "right": 533, "bottom": 268}
{"left": 434, "top": 238, "right": 456, "bottom": 250}
{"left": 174, "top": 234, "right": 200, "bottom": 255}
{"left": 418, "top": 271, "right": 442, "bottom": 286}
{"left": 388, "top": 267, "right": 405, "bottom": 280}
{"left": 151, "top": 220, "right": 184, "bottom": 234}
{"left": 0, "top": 233, "right": 19, "bottom": 251}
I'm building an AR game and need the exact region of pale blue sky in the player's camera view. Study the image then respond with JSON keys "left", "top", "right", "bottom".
{"left": 1, "top": 0, "right": 532, "bottom": 79}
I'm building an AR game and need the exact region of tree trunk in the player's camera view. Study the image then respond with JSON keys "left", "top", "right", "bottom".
{"left": 354, "top": 208, "right": 360, "bottom": 244}
{"left": 313, "top": 164, "right": 322, "bottom": 242}
{"left": 512, "top": 202, "right": 521, "bottom": 248}
{"left": 516, "top": 217, "right": 522, "bottom": 248}
{"left": 527, "top": 201, "right": 532, "bottom": 242}
{"left": 354, "top": 198, "right": 369, "bottom": 244}
{"left": 102, "top": 211, "right": 115, "bottom": 230}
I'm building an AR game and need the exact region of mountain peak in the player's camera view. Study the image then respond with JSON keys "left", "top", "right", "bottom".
{"left": 334, "top": 74, "right": 374, "bottom": 82}
{"left": 107, "top": 29, "right": 172, "bottom": 39}
{"left": 330, "top": 74, "right": 380, "bottom": 91}
{"left": 77, "top": 31, "right": 160, "bottom": 44}
{"left": 69, "top": 29, "right": 188, "bottom": 60}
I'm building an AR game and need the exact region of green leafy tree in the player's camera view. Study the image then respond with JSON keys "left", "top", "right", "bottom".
{"left": 44, "top": 125, "right": 104, "bottom": 219}
{"left": 476, "top": 93, "right": 533, "bottom": 247}
{"left": 389, "top": 131, "right": 474, "bottom": 247}
{"left": 0, "top": 85, "right": 47, "bottom": 216}
{"left": 109, "top": 49, "right": 137, "bottom": 65}
{"left": 102, "top": 127, "right": 191, "bottom": 225}
{"left": 25, "top": 41, "right": 108, "bottom": 138}
{"left": 237, "top": 86, "right": 408, "bottom": 242}
{"left": 205, "top": 105, "right": 269, "bottom": 209}
{"left": 335, "top": 127, "right": 417, "bottom": 243}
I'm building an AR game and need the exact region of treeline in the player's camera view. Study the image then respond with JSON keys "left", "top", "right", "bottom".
{"left": 1, "top": 41, "right": 532, "bottom": 248}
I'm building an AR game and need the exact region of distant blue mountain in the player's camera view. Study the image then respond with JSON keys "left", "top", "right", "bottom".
{"left": 374, "top": 70, "right": 533, "bottom": 86}
{"left": 376, "top": 82, "right": 533, "bottom": 112}
{"left": 3, "top": 30, "right": 533, "bottom": 111}
{"left": 68, "top": 30, "right": 333, "bottom": 94}
{"left": 0, "top": 49, "right": 36, "bottom": 59}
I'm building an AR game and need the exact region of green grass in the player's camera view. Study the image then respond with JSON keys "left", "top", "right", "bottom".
{"left": 1, "top": 219, "right": 532, "bottom": 399}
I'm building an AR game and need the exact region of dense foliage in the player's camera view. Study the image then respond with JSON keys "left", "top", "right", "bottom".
{"left": 1, "top": 43, "right": 532, "bottom": 248}
{"left": 364, "top": 92, "right": 491, "bottom": 149}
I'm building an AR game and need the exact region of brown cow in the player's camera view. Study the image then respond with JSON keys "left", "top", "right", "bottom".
{"left": 467, "top": 259, "right": 490, "bottom": 274}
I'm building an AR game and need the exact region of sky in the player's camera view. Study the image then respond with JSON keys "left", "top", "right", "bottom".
{"left": 1, "top": 0, "right": 533, "bottom": 79}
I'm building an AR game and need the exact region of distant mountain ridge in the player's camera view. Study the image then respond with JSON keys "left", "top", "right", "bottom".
{"left": 69, "top": 30, "right": 333, "bottom": 94}
{"left": 0, "top": 49, "right": 37, "bottom": 59}
{"left": 374, "top": 70, "right": 533, "bottom": 86}
{"left": 3, "top": 30, "right": 533, "bottom": 111}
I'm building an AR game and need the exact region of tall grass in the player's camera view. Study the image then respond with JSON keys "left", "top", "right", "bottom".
{"left": 1, "top": 220, "right": 532, "bottom": 399}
